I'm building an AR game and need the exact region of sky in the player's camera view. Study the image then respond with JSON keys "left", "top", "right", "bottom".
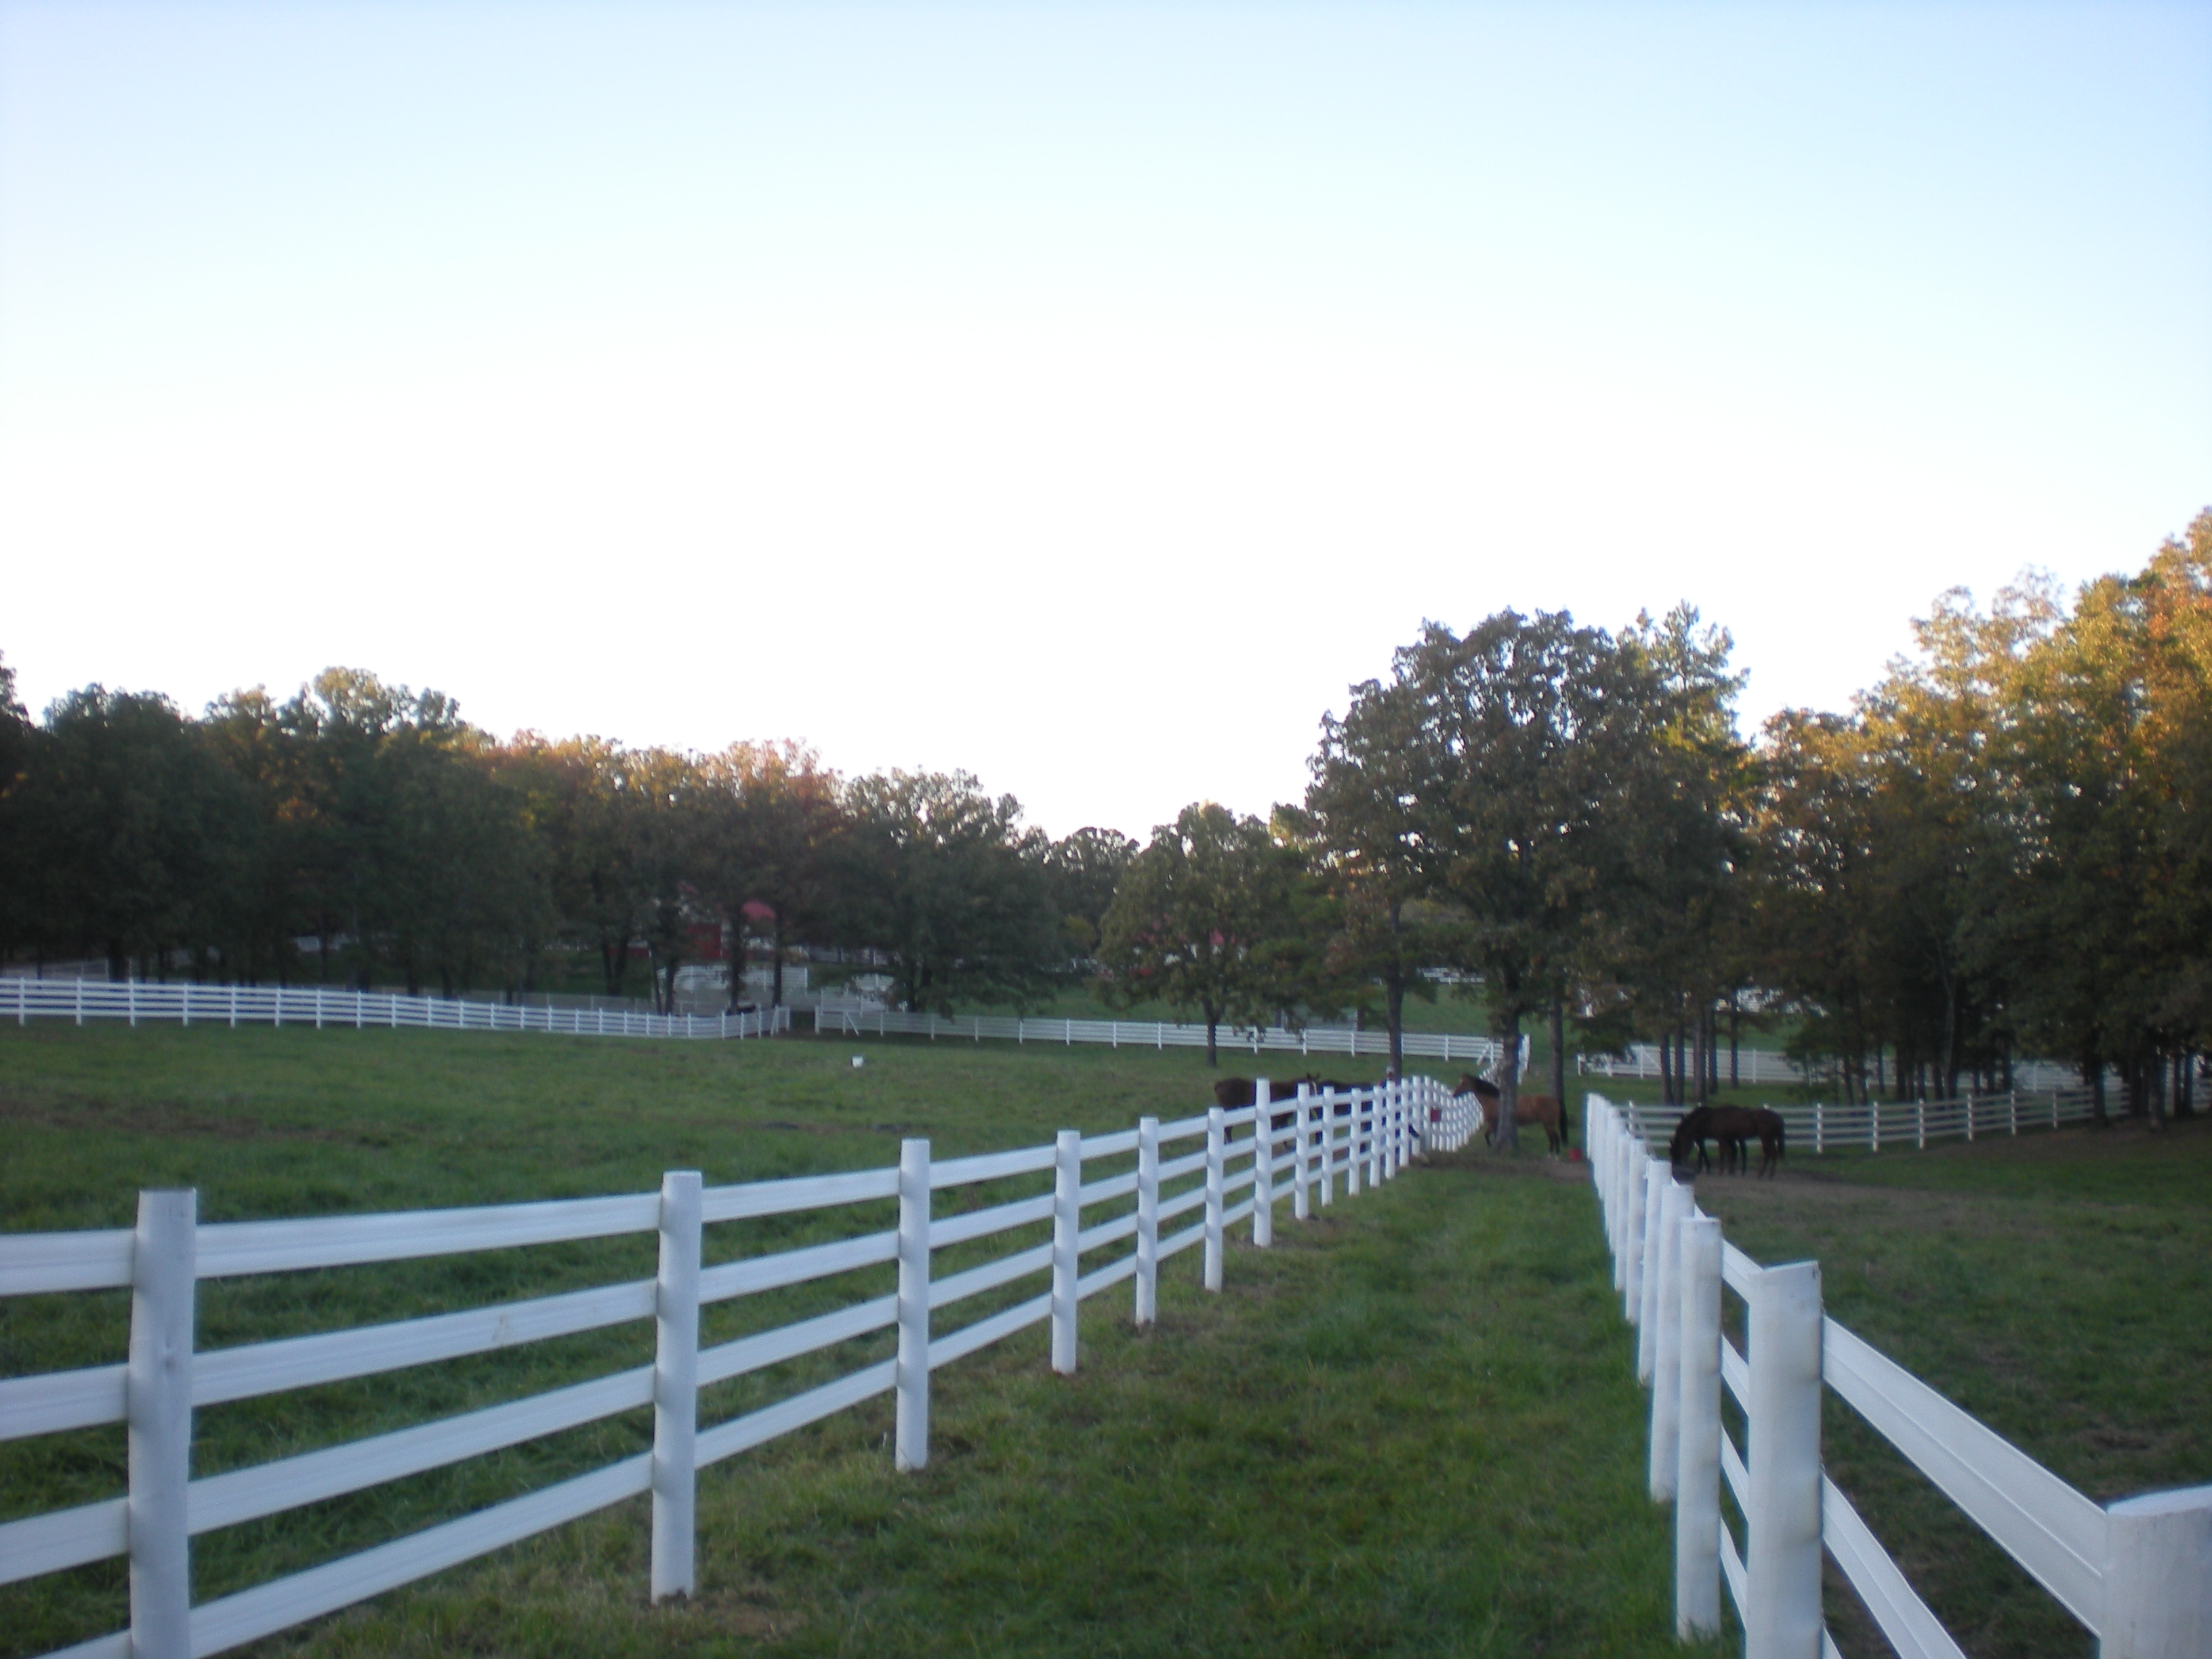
{"left": 4, "top": 1, "right": 2208, "bottom": 842}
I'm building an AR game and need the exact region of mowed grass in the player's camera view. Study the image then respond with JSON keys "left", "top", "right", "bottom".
{"left": 1685, "top": 1117, "right": 2212, "bottom": 1659}
{"left": 0, "top": 1023, "right": 1711, "bottom": 1658}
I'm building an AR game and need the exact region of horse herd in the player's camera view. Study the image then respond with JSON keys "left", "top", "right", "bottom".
{"left": 1210, "top": 1075, "right": 1784, "bottom": 1176}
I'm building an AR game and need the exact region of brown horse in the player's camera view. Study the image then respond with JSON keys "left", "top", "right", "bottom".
{"left": 1213, "top": 1075, "right": 1334, "bottom": 1110}
{"left": 1453, "top": 1076, "right": 1569, "bottom": 1154}
{"left": 1213, "top": 1075, "right": 1363, "bottom": 1132}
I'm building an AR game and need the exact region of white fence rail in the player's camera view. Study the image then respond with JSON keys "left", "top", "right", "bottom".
{"left": 1587, "top": 1094, "right": 2212, "bottom": 1658}
{"left": 1615, "top": 1086, "right": 2102, "bottom": 1162}
{"left": 1, "top": 1075, "right": 1477, "bottom": 1659}
{"left": 1580, "top": 1044, "right": 2093, "bottom": 1096}
{"left": 810, "top": 1004, "right": 1509, "bottom": 1065}
{"left": 5, "top": 978, "right": 792, "bottom": 1042}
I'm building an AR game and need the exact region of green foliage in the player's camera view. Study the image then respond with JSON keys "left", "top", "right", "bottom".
{"left": 840, "top": 770, "right": 1061, "bottom": 1015}
{"left": 1, "top": 668, "right": 1076, "bottom": 1018}
{"left": 1042, "top": 824, "right": 1138, "bottom": 960}
{"left": 1746, "top": 508, "right": 2212, "bottom": 1113}
{"left": 9, "top": 686, "right": 258, "bottom": 979}
{"left": 1094, "top": 802, "right": 1304, "bottom": 1064}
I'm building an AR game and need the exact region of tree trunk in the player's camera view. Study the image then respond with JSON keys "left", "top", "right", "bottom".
{"left": 1385, "top": 901, "right": 1406, "bottom": 1079}
{"left": 1729, "top": 989, "right": 1740, "bottom": 1088}
{"left": 772, "top": 919, "right": 788, "bottom": 1008}
{"left": 1492, "top": 1007, "right": 1521, "bottom": 1151}
{"left": 1548, "top": 993, "right": 1566, "bottom": 1131}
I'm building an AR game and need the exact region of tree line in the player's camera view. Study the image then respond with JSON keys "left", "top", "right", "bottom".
{"left": 4, "top": 510, "right": 2206, "bottom": 1140}
{"left": 1089, "top": 510, "right": 2212, "bottom": 1141}
{"left": 0, "top": 664, "right": 1137, "bottom": 1014}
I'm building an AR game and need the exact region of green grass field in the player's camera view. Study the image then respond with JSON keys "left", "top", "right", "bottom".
{"left": 0, "top": 1023, "right": 1698, "bottom": 1658}
{"left": 1685, "top": 1118, "right": 2212, "bottom": 1659}
{"left": 2, "top": 1025, "right": 2199, "bottom": 1658}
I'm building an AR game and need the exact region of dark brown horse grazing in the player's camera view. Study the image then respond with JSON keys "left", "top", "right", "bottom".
{"left": 1671, "top": 1105, "right": 1784, "bottom": 1176}
{"left": 1668, "top": 1107, "right": 1725, "bottom": 1173}
{"left": 1453, "top": 1076, "right": 1569, "bottom": 1154}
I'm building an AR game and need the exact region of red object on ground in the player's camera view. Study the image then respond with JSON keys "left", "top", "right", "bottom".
{"left": 1567, "top": 1147, "right": 1584, "bottom": 1162}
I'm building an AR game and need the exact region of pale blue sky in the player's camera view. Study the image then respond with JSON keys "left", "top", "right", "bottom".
{"left": 4, "top": 1, "right": 2207, "bottom": 838}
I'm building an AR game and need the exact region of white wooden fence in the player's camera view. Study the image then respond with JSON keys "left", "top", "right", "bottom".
{"left": 1614, "top": 1086, "right": 2102, "bottom": 1161}
{"left": 5, "top": 978, "right": 791, "bottom": 1042}
{"left": 0, "top": 1076, "right": 1475, "bottom": 1659}
{"left": 1580, "top": 1045, "right": 2097, "bottom": 1097}
{"left": 810, "top": 1004, "right": 1510, "bottom": 1065}
{"left": 1587, "top": 1094, "right": 2212, "bottom": 1658}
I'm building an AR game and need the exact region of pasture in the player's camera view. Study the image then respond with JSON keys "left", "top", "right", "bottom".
{"left": 1685, "top": 1117, "right": 2212, "bottom": 1659}
{"left": 1, "top": 1025, "right": 1693, "bottom": 1658}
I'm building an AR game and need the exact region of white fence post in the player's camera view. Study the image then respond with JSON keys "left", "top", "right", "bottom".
{"left": 1253, "top": 1080, "right": 1274, "bottom": 1247}
{"left": 1348, "top": 1090, "right": 1365, "bottom": 1195}
{"left": 1135, "top": 1115, "right": 1160, "bottom": 1327}
{"left": 1052, "top": 1130, "right": 1081, "bottom": 1371}
{"left": 1624, "top": 1149, "right": 1650, "bottom": 1322}
{"left": 895, "top": 1138, "right": 931, "bottom": 1472}
{"left": 128, "top": 1188, "right": 197, "bottom": 1659}
{"left": 1292, "top": 1088, "right": 1311, "bottom": 1221}
{"left": 2101, "top": 1485, "right": 2212, "bottom": 1658}
{"left": 1745, "top": 1259, "right": 1824, "bottom": 1659}
{"left": 1619, "top": 1119, "right": 1637, "bottom": 1300}
{"left": 1649, "top": 1179, "right": 1689, "bottom": 1499}
{"left": 1203, "top": 1109, "right": 1225, "bottom": 1292}
{"left": 1318, "top": 1088, "right": 1336, "bottom": 1206}
{"left": 1675, "top": 1212, "right": 1723, "bottom": 1639}
{"left": 650, "top": 1170, "right": 702, "bottom": 1601}
{"left": 1637, "top": 1162, "right": 1666, "bottom": 1376}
